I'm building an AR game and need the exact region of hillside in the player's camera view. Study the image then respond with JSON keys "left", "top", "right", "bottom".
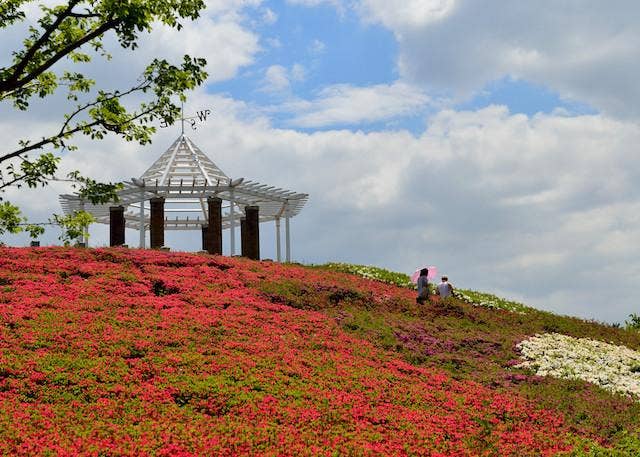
{"left": 0, "top": 247, "right": 639, "bottom": 456}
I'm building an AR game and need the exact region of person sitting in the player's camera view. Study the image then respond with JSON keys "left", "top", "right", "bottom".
{"left": 416, "top": 268, "right": 430, "bottom": 304}
{"left": 436, "top": 276, "right": 454, "bottom": 299}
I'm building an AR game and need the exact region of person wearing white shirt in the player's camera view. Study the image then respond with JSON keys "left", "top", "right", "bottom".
{"left": 436, "top": 276, "right": 454, "bottom": 299}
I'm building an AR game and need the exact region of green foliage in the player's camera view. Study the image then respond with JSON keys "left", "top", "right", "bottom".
{"left": 258, "top": 278, "right": 371, "bottom": 311}
{"left": 0, "top": 201, "right": 44, "bottom": 239}
{"left": 319, "top": 262, "right": 533, "bottom": 314}
{"left": 51, "top": 210, "right": 95, "bottom": 246}
{"left": 625, "top": 314, "right": 640, "bottom": 331}
{"left": 23, "top": 224, "right": 45, "bottom": 239}
{"left": 319, "top": 262, "right": 414, "bottom": 288}
{"left": 0, "top": 0, "right": 208, "bottom": 198}
{"left": 567, "top": 431, "right": 640, "bottom": 456}
{"left": 67, "top": 170, "right": 122, "bottom": 204}
{"left": 0, "top": 201, "right": 23, "bottom": 235}
{"left": 0, "top": 1, "right": 26, "bottom": 26}
{"left": 3, "top": 153, "right": 61, "bottom": 190}
{"left": 455, "top": 289, "right": 530, "bottom": 314}
{"left": 340, "top": 309, "right": 398, "bottom": 350}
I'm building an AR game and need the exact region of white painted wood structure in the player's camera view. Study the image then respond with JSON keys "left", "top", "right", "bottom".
{"left": 59, "top": 134, "right": 308, "bottom": 261}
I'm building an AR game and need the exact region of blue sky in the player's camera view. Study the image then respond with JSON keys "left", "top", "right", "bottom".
{"left": 211, "top": 0, "right": 596, "bottom": 134}
{"left": 217, "top": 1, "right": 398, "bottom": 89}
{"left": 459, "top": 78, "right": 597, "bottom": 118}
{"left": 2, "top": 0, "right": 640, "bottom": 324}
{"left": 212, "top": 0, "right": 409, "bottom": 132}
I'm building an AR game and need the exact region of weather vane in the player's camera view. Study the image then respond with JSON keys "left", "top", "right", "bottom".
{"left": 160, "top": 103, "right": 212, "bottom": 133}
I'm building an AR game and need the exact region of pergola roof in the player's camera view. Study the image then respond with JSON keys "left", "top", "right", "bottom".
{"left": 140, "top": 135, "right": 229, "bottom": 185}
{"left": 59, "top": 135, "right": 308, "bottom": 231}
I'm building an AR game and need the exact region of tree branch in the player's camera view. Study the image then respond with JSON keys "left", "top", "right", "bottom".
{"left": 1, "top": 81, "right": 157, "bottom": 163}
{"left": 57, "top": 79, "right": 152, "bottom": 137}
{"left": 68, "top": 11, "right": 102, "bottom": 19}
{"left": 1, "top": 0, "right": 82, "bottom": 90}
{"left": 1, "top": 18, "right": 120, "bottom": 94}
{"left": 0, "top": 81, "right": 38, "bottom": 101}
{"left": 0, "top": 173, "right": 27, "bottom": 191}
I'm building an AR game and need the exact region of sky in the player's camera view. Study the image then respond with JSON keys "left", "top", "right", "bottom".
{"left": 2, "top": 0, "right": 640, "bottom": 324}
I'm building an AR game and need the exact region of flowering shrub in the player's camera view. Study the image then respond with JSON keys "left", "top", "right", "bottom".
{"left": 320, "top": 262, "right": 415, "bottom": 288}
{"left": 516, "top": 333, "right": 640, "bottom": 399}
{"left": 454, "top": 289, "right": 529, "bottom": 314}
{"left": 319, "top": 262, "right": 530, "bottom": 314}
{"left": 292, "top": 261, "right": 640, "bottom": 447}
{"left": 2, "top": 248, "right": 640, "bottom": 454}
{"left": 0, "top": 247, "right": 583, "bottom": 456}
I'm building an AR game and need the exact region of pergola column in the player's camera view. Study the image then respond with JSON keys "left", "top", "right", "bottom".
{"left": 138, "top": 189, "right": 145, "bottom": 248}
{"left": 207, "top": 196, "right": 222, "bottom": 255}
{"left": 150, "top": 197, "right": 165, "bottom": 249}
{"left": 245, "top": 205, "right": 260, "bottom": 260}
{"left": 79, "top": 199, "right": 88, "bottom": 247}
{"left": 109, "top": 205, "right": 125, "bottom": 247}
{"left": 201, "top": 225, "right": 209, "bottom": 252}
{"left": 229, "top": 190, "right": 236, "bottom": 255}
{"left": 240, "top": 217, "right": 247, "bottom": 257}
{"left": 285, "top": 215, "right": 291, "bottom": 262}
{"left": 275, "top": 217, "right": 281, "bottom": 262}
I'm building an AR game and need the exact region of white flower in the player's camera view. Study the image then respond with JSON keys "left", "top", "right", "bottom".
{"left": 515, "top": 333, "right": 640, "bottom": 400}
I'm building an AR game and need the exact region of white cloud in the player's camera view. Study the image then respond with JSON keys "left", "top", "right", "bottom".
{"left": 499, "top": 252, "right": 568, "bottom": 271}
{"left": 309, "top": 39, "right": 327, "bottom": 54}
{"left": 261, "top": 65, "right": 292, "bottom": 92}
{"left": 1, "top": 1, "right": 262, "bottom": 86}
{"left": 358, "top": 0, "right": 456, "bottom": 28}
{"left": 297, "top": 0, "right": 640, "bottom": 119}
{"left": 260, "top": 63, "right": 306, "bottom": 93}
{"left": 381, "top": 1, "right": 640, "bottom": 118}
{"left": 281, "top": 82, "right": 430, "bottom": 127}
{"left": 291, "top": 64, "right": 306, "bottom": 82}
{"left": 286, "top": 0, "right": 345, "bottom": 11}
{"left": 140, "top": 4, "right": 261, "bottom": 83}
{"left": 262, "top": 7, "right": 278, "bottom": 24}
{"left": 265, "top": 37, "right": 283, "bottom": 48}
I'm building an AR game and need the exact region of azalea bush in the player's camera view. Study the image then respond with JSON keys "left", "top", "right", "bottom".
{"left": 319, "top": 262, "right": 414, "bottom": 288}
{"left": 318, "top": 262, "right": 530, "bottom": 314}
{"left": 1, "top": 248, "right": 640, "bottom": 454}
{"left": 0, "top": 247, "right": 581, "bottom": 456}
{"left": 454, "top": 289, "right": 529, "bottom": 314}
{"left": 299, "top": 261, "right": 640, "bottom": 447}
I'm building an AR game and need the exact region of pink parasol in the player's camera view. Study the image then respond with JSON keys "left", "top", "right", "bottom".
{"left": 411, "top": 266, "right": 438, "bottom": 283}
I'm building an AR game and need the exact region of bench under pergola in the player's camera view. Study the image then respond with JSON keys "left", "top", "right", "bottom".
{"left": 59, "top": 134, "right": 308, "bottom": 261}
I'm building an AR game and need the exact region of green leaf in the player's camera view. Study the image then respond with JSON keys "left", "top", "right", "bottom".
{"left": 0, "top": 201, "right": 25, "bottom": 235}
{"left": 51, "top": 210, "right": 95, "bottom": 246}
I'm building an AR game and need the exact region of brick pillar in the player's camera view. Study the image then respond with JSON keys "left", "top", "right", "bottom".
{"left": 109, "top": 206, "right": 125, "bottom": 247}
{"left": 201, "top": 225, "right": 209, "bottom": 252}
{"left": 150, "top": 197, "right": 165, "bottom": 249}
{"left": 245, "top": 205, "right": 260, "bottom": 260}
{"left": 207, "top": 197, "right": 222, "bottom": 255}
{"left": 240, "top": 217, "right": 247, "bottom": 257}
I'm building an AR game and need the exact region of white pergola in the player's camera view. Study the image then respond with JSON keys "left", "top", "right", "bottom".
{"left": 59, "top": 134, "right": 308, "bottom": 261}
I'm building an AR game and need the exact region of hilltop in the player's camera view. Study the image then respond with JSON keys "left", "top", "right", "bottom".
{"left": 0, "top": 247, "right": 639, "bottom": 456}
